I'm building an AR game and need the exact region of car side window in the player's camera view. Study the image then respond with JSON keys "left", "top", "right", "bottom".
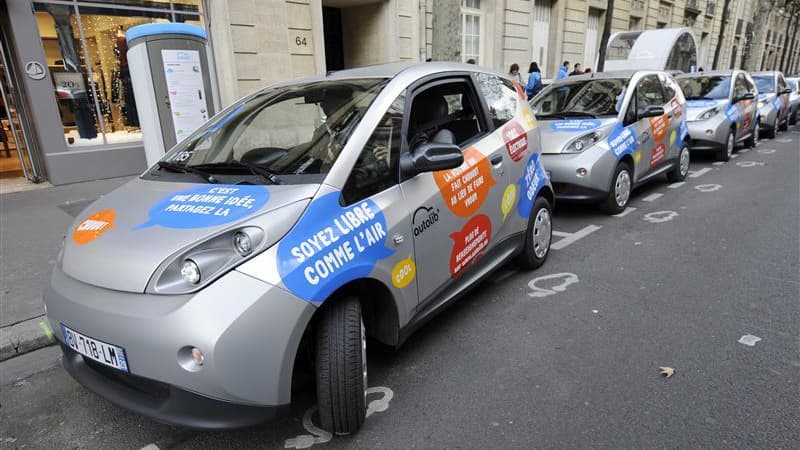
{"left": 408, "top": 79, "right": 486, "bottom": 148}
{"left": 745, "top": 75, "right": 757, "bottom": 94}
{"left": 636, "top": 75, "right": 666, "bottom": 115}
{"left": 624, "top": 90, "right": 638, "bottom": 126}
{"left": 475, "top": 73, "right": 518, "bottom": 128}
{"left": 733, "top": 74, "right": 749, "bottom": 99}
{"left": 777, "top": 75, "right": 787, "bottom": 92}
{"left": 341, "top": 95, "right": 404, "bottom": 205}
{"left": 660, "top": 74, "right": 677, "bottom": 100}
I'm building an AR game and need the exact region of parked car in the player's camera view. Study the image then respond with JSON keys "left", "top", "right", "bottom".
{"left": 675, "top": 70, "right": 759, "bottom": 161}
{"left": 530, "top": 70, "right": 689, "bottom": 214}
{"left": 786, "top": 77, "right": 799, "bottom": 125}
{"left": 751, "top": 71, "right": 793, "bottom": 137}
{"left": 44, "top": 62, "right": 554, "bottom": 433}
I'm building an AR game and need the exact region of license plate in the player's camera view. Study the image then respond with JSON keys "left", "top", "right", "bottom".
{"left": 61, "top": 324, "right": 129, "bottom": 373}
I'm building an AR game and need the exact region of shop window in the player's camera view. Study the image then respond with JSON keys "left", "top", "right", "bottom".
{"left": 461, "top": 0, "right": 482, "bottom": 64}
{"left": 33, "top": 1, "right": 204, "bottom": 148}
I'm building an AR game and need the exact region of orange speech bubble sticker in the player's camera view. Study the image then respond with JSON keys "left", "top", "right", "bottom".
{"left": 73, "top": 209, "right": 115, "bottom": 244}
{"left": 433, "top": 147, "right": 497, "bottom": 218}
{"left": 649, "top": 115, "right": 670, "bottom": 143}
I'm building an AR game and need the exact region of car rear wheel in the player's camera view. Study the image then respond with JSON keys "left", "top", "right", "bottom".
{"left": 744, "top": 120, "right": 759, "bottom": 148}
{"left": 716, "top": 131, "right": 734, "bottom": 162}
{"left": 600, "top": 162, "right": 632, "bottom": 215}
{"left": 316, "top": 296, "right": 367, "bottom": 435}
{"left": 668, "top": 145, "right": 690, "bottom": 182}
{"left": 515, "top": 196, "right": 552, "bottom": 270}
{"left": 765, "top": 116, "right": 778, "bottom": 138}
{"left": 779, "top": 113, "right": 789, "bottom": 131}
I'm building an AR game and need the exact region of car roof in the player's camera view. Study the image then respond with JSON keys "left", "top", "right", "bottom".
{"left": 328, "top": 61, "right": 503, "bottom": 80}
{"left": 751, "top": 71, "right": 779, "bottom": 77}
{"left": 675, "top": 70, "right": 740, "bottom": 78}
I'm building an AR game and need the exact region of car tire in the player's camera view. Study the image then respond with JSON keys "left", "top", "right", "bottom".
{"left": 316, "top": 297, "right": 366, "bottom": 435}
{"left": 668, "top": 145, "right": 691, "bottom": 182}
{"left": 779, "top": 113, "right": 789, "bottom": 131}
{"left": 515, "top": 196, "right": 552, "bottom": 270}
{"left": 744, "top": 120, "right": 759, "bottom": 148}
{"left": 716, "top": 130, "right": 734, "bottom": 162}
{"left": 600, "top": 162, "right": 632, "bottom": 215}
{"left": 765, "top": 116, "right": 778, "bottom": 138}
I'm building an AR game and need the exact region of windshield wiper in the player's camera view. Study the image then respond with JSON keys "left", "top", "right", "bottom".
{"left": 156, "top": 161, "right": 218, "bottom": 184}
{"left": 192, "top": 161, "right": 282, "bottom": 185}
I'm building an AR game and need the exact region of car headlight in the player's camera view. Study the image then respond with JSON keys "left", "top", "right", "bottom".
{"left": 563, "top": 131, "right": 604, "bottom": 153}
{"left": 698, "top": 107, "right": 720, "bottom": 121}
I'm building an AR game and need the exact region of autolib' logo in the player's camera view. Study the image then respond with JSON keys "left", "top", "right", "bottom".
{"left": 73, "top": 209, "right": 115, "bottom": 244}
{"left": 412, "top": 205, "right": 439, "bottom": 236}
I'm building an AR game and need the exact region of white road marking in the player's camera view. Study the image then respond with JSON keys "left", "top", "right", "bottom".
{"left": 730, "top": 154, "right": 739, "bottom": 159}
{"left": 736, "top": 161, "right": 766, "bottom": 167}
{"left": 667, "top": 182, "right": 686, "bottom": 188}
{"left": 758, "top": 148, "right": 776, "bottom": 154}
{"left": 613, "top": 207, "right": 637, "bottom": 217}
{"left": 775, "top": 138, "right": 792, "bottom": 143}
{"left": 528, "top": 273, "right": 580, "bottom": 298}
{"left": 552, "top": 230, "right": 570, "bottom": 237}
{"left": 139, "top": 446, "right": 160, "bottom": 450}
{"left": 712, "top": 161, "right": 725, "bottom": 166}
{"left": 643, "top": 211, "right": 679, "bottom": 223}
{"left": 551, "top": 225, "right": 602, "bottom": 250}
{"left": 688, "top": 167, "right": 712, "bottom": 178}
{"left": 285, "top": 387, "right": 394, "bottom": 449}
{"left": 738, "top": 335, "right": 762, "bottom": 346}
{"left": 641, "top": 193, "right": 663, "bottom": 202}
{"left": 695, "top": 183, "right": 723, "bottom": 192}
{"left": 739, "top": 148, "right": 751, "bottom": 153}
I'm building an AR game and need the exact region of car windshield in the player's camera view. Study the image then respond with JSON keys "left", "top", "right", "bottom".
{"left": 144, "top": 78, "right": 388, "bottom": 184}
{"left": 676, "top": 76, "right": 730, "bottom": 100}
{"left": 531, "top": 78, "right": 629, "bottom": 118}
{"left": 788, "top": 79, "right": 798, "bottom": 90}
{"left": 752, "top": 76, "right": 775, "bottom": 93}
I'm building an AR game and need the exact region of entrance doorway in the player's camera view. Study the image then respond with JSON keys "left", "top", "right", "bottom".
{"left": 0, "top": 25, "right": 42, "bottom": 184}
{"left": 322, "top": 7, "right": 344, "bottom": 71}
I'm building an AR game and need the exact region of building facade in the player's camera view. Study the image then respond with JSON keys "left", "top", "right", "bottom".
{"left": 0, "top": 0, "right": 797, "bottom": 187}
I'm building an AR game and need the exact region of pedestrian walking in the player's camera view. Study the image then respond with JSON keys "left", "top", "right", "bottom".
{"left": 509, "top": 63, "right": 523, "bottom": 83}
{"left": 584, "top": 68, "right": 592, "bottom": 74}
{"left": 525, "top": 62, "right": 543, "bottom": 100}
{"left": 556, "top": 61, "right": 569, "bottom": 80}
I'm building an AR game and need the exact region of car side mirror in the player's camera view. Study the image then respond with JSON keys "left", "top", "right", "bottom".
{"left": 736, "top": 92, "right": 755, "bottom": 102}
{"left": 781, "top": 88, "right": 793, "bottom": 95}
{"left": 400, "top": 141, "right": 464, "bottom": 176}
{"left": 640, "top": 106, "right": 665, "bottom": 119}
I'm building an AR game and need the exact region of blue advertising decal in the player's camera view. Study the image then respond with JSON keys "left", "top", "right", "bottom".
{"left": 516, "top": 153, "right": 548, "bottom": 218}
{"left": 134, "top": 185, "right": 269, "bottom": 229}
{"left": 675, "top": 119, "right": 689, "bottom": 149}
{"left": 772, "top": 97, "right": 782, "bottom": 111}
{"left": 549, "top": 119, "right": 602, "bottom": 132}
{"left": 686, "top": 100, "right": 718, "bottom": 109}
{"left": 277, "top": 192, "right": 394, "bottom": 302}
{"left": 607, "top": 123, "right": 638, "bottom": 159}
{"left": 725, "top": 105, "right": 740, "bottom": 123}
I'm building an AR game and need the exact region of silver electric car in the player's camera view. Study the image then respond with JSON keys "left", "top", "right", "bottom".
{"left": 44, "top": 63, "right": 554, "bottom": 433}
{"left": 675, "top": 70, "right": 759, "bottom": 161}
{"left": 530, "top": 71, "right": 689, "bottom": 214}
{"left": 751, "top": 71, "right": 793, "bottom": 137}
{"left": 787, "top": 77, "right": 799, "bottom": 125}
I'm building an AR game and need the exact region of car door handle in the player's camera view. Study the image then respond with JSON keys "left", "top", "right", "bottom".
{"left": 490, "top": 153, "right": 503, "bottom": 165}
{"left": 639, "top": 131, "right": 649, "bottom": 143}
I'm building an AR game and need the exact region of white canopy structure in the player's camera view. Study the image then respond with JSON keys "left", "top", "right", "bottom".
{"left": 603, "top": 28, "right": 698, "bottom": 73}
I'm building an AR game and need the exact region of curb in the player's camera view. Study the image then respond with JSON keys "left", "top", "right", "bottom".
{"left": 0, "top": 317, "right": 56, "bottom": 362}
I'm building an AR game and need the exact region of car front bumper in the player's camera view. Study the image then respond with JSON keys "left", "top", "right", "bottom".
{"left": 541, "top": 148, "right": 617, "bottom": 202}
{"left": 44, "top": 266, "right": 315, "bottom": 429}
{"left": 758, "top": 105, "right": 779, "bottom": 129}
{"left": 686, "top": 117, "right": 729, "bottom": 151}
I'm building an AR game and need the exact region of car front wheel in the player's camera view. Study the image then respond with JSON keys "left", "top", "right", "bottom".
{"left": 600, "top": 162, "right": 632, "bottom": 214}
{"left": 515, "top": 196, "right": 552, "bottom": 270}
{"left": 668, "top": 145, "right": 690, "bottom": 182}
{"left": 716, "top": 131, "right": 734, "bottom": 162}
{"left": 316, "top": 296, "right": 367, "bottom": 434}
{"left": 744, "top": 120, "right": 759, "bottom": 148}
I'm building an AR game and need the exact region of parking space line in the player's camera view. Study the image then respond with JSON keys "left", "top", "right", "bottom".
{"left": 641, "top": 193, "right": 663, "bottom": 202}
{"left": 712, "top": 161, "right": 725, "bottom": 166}
{"left": 730, "top": 154, "right": 740, "bottom": 159}
{"left": 688, "top": 168, "right": 712, "bottom": 178}
{"left": 552, "top": 230, "right": 570, "bottom": 237}
{"left": 551, "top": 225, "right": 602, "bottom": 250}
{"left": 613, "top": 207, "right": 637, "bottom": 217}
{"left": 667, "top": 182, "right": 685, "bottom": 188}
{"left": 739, "top": 148, "right": 751, "bottom": 153}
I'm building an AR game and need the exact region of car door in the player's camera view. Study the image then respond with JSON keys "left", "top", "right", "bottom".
{"left": 731, "top": 74, "right": 750, "bottom": 141}
{"left": 627, "top": 74, "right": 664, "bottom": 178}
{"left": 399, "top": 75, "right": 507, "bottom": 305}
{"left": 659, "top": 72, "right": 685, "bottom": 160}
{"left": 776, "top": 73, "right": 791, "bottom": 123}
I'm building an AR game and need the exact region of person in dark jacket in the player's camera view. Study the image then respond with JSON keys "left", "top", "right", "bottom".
{"left": 569, "top": 63, "right": 583, "bottom": 76}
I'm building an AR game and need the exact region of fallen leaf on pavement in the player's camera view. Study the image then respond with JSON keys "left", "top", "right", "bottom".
{"left": 659, "top": 366, "right": 675, "bottom": 378}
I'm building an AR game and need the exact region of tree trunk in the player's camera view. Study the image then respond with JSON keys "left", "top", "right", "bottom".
{"left": 743, "top": 0, "right": 775, "bottom": 71}
{"left": 713, "top": 0, "right": 733, "bottom": 69}
{"left": 779, "top": 6, "right": 798, "bottom": 71}
{"left": 787, "top": 17, "right": 800, "bottom": 72}
{"left": 596, "top": 0, "right": 615, "bottom": 72}
{"left": 431, "top": 0, "right": 462, "bottom": 62}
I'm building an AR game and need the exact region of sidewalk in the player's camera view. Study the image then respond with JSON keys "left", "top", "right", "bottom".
{"left": 0, "top": 176, "right": 131, "bottom": 361}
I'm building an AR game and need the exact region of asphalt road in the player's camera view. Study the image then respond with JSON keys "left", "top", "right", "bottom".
{"left": 2, "top": 131, "right": 799, "bottom": 449}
